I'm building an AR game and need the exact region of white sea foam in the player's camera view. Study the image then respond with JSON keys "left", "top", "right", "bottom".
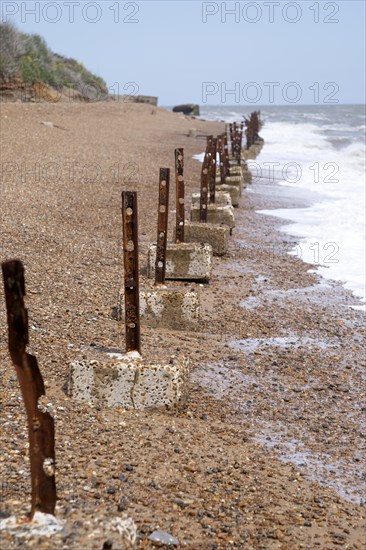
{"left": 198, "top": 106, "right": 365, "bottom": 306}
{"left": 256, "top": 120, "right": 365, "bottom": 305}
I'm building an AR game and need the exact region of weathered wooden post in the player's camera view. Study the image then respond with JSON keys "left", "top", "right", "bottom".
{"left": 155, "top": 168, "right": 170, "bottom": 284}
{"left": 1, "top": 260, "right": 56, "bottom": 519}
{"left": 175, "top": 149, "right": 185, "bottom": 244}
{"left": 122, "top": 191, "right": 141, "bottom": 353}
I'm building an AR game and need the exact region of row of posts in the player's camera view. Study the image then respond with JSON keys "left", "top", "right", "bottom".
{"left": 1, "top": 111, "right": 262, "bottom": 519}
{"left": 244, "top": 110, "right": 261, "bottom": 149}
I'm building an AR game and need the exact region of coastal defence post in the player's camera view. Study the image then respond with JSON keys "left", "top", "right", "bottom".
{"left": 137, "top": 164, "right": 201, "bottom": 330}
{"left": 68, "top": 191, "right": 190, "bottom": 409}
{"left": 182, "top": 139, "right": 231, "bottom": 255}
{"left": 1, "top": 260, "right": 57, "bottom": 519}
{"left": 147, "top": 155, "right": 213, "bottom": 282}
{"left": 189, "top": 136, "right": 236, "bottom": 238}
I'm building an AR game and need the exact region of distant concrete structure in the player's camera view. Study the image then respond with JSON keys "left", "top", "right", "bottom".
{"left": 173, "top": 104, "right": 200, "bottom": 116}
{"left": 121, "top": 95, "right": 158, "bottom": 106}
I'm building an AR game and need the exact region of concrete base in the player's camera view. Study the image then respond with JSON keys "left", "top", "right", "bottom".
{"left": 227, "top": 177, "right": 243, "bottom": 195}
{"left": 241, "top": 141, "right": 264, "bottom": 160}
{"left": 191, "top": 191, "right": 232, "bottom": 207}
{"left": 174, "top": 221, "right": 230, "bottom": 256}
{"left": 67, "top": 350, "right": 190, "bottom": 410}
{"left": 227, "top": 160, "right": 252, "bottom": 183}
{"left": 190, "top": 203, "right": 235, "bottom": 231}
{"left": 215, "top": 183, "right": 240, "bottom": 206}
{"left": 115, "top": 286, "right": 200, "bottom": 330}
{"left": 147, "top": 242, "right": 212, "bottom": 281}
{"left": 243, "top": 168, "right": 253, "bottom": 184}
{"left": 225, "top": 175, "right": 243, "bottom": 186}
{"left": 242, "top": 149, "right": 258, "bottom": 160}
{"left": 217, "top": 174, "right": 243, "bottom": 191}
{"left": 141, "top": 287, "right": 199, "bottom": 329}
{"left": 229, "top": 166, "right": 243, "bottom": 178}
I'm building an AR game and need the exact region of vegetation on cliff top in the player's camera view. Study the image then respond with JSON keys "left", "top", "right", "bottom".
{"left": 0, "top": 21, "right": 108, "bottom": 99}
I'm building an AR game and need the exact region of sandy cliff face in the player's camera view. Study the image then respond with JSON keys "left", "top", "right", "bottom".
{"left": 0, "top": 78, "right": 97, "bottom": 103}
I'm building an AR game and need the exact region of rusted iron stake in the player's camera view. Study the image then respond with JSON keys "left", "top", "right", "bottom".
{"left": 175, "top": 148, "right": 185, "bottom": 243}
{"left": 1, "top": 259, "right": 56, "bottom": 519}
{"left": 122, "top": 191, "right": 141, "bottom": 353}
{"left": 199, "top": 151, "right": 209, "bottom": 222}
{"left": 208, "top": 137, "right": 217, "bottom": 204}
{"left": 155, "top": 167, "right": 170, "bottom": 284}
{"left": 218, "top": 135, "right": 225, "bottom": 184}
{"left": 223, "top": 132, "right": 230, "bottom": 177}
{"left": 236, "top": 126, "right": 242, "bottom": 163}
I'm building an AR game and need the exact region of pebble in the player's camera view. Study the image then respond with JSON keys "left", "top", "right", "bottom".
{"left": 148, "top": 530, "right": 179, "bottom": 546}
{"left": 1, "top": 105, "right": 365, "bottom": 550}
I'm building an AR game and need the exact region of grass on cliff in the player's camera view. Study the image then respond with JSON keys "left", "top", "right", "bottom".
{"left": 0, "top": 21, "right": 108, "bottom": 99}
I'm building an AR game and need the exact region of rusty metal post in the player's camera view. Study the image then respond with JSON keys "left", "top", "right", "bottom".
{"left": 248, "top": 115, "right": 253, "bottom": 148}
{"left": 244, "top": 116, "right": 250, "bottom": 149}
{"left": 155, "top": 168, "right": 170, "bottom": 284}
{"left": 208, "top": 137, "right": 217, "bottom": 204}
{"left": 175, "top": 148, "right": 185, "bottom": 243}
{"left": 236, "top": 126, "right": 242, "bottom": 163}
{"left": 239, "top": 121, "right": 244, "bottom": 151}
{"left": 122, "top": 191, "right": 141, "bottom": 353}
{"left": 1, "top": 259, "right": 56, "bottom": 519}
{"left": 223, "top": 133, "right": 230, "bottom": 177}
{"left": 199, "top": 152, "right": 209, "bottom": 222}
{"left": 218, "top": 134, "right": 225, "bottom": 184}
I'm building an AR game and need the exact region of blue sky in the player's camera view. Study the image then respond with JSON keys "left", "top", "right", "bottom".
{"left": 2, "top": 1, "right": 365, "bottom": 105}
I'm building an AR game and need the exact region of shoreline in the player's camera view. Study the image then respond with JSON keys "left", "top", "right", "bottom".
{"left": 0, "top": 102, "right": 365, "bottom": 548}
{"left": 251, "top": 178, "right": 366, "bottom": 310}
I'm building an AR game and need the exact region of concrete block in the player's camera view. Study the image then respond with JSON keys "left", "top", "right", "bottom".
{"left": 225, "top": 175, "right": 243, "bottom": 186}
{"left": 216, "top": 183, "right": 240, "bottom": 206}
{"left": 241, "top": 150, "right": 255, "bottom": 160}
{"left": 241, "top": 143, "right": 263, "bottom": 160}
{"left": 216, "top": 174, "right": 243, "bottom": 193}
{"left": 243, "top": 168, "right": 253, "bottom": 184}
{"left": 147, "top": 242, "right": 212, "bottom": 281}
{"left": 190, "top": 203, "right": 235, "bottom": 230}
{"left": 225, "top": 177, "right": 243, "bottom": 195}
{"left": 115, "top": 287, "right": 200, "bottom": 330}
{"left": 67, "top": 350, "right": 190, "bottom": 410}
{"left": 174, "top": 221, "right": 230, "bottom": 256}
{"left": 229, "top": 165, "right": 243, "bottom": 177}
{"left": 140, "top": 287, "right": 199, "bottom": 329}
{"left": 191, "top": 191, "right": 232, "bottom": 207}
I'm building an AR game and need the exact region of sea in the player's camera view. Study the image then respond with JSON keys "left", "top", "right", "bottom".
{"left": 199, "top": 105, "right": 366, "bottom": 308}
